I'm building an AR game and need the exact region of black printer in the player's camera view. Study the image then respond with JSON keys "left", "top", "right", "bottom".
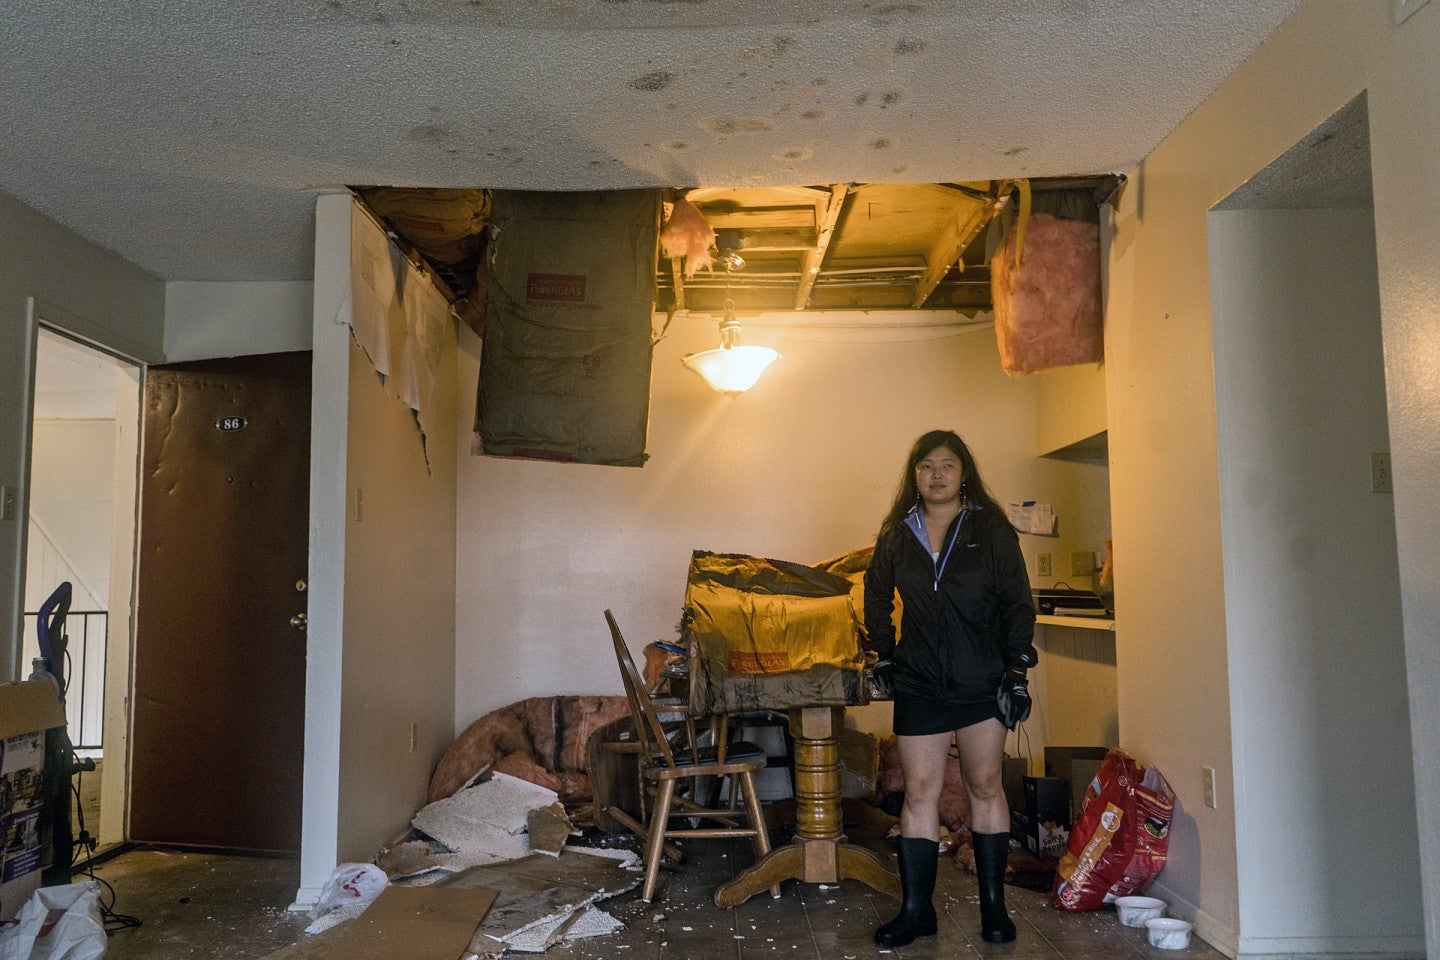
{"left": 1032, "top": 587, "right": 1110, "bottom": 617}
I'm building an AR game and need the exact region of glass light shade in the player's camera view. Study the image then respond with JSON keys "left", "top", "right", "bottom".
{"left": 681, "top": 344, "right": 779, "bottom": 397}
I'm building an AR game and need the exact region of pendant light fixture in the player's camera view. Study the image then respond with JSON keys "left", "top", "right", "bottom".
{"left": 681, "top": 252, "right": 778, "bottom": 397}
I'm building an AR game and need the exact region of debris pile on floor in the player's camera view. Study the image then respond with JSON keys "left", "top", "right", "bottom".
{"left": 383, "top": 772, "right": 578, "bottom": 881}
{"left": 267, "top": 762, "right": 644, "bottom": 959}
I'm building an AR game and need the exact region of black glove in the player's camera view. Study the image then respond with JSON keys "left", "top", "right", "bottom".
{"left": 996, "top": 669, "right": 1031, "bottom": 729}
{"left": 868, "top": 659, "right": 896, "bottom": 701}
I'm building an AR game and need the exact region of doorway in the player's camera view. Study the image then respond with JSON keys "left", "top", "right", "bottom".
{"left": 129, "top": 352, "right": 311, "bottom": 853}
{"left": 1206, "top": 94, "right": 1422, "bottom": 943}
{"left": 22, "top": 326, "right": 142, "bottom": 853}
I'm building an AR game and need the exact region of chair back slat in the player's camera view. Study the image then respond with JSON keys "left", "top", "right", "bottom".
{"left": 606, "top": 610, "right": 677, "bottom": 768}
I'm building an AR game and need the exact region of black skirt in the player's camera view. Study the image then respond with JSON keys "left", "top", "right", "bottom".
{"left": 893, "top": 692, "right": 1003, "bottom": 736}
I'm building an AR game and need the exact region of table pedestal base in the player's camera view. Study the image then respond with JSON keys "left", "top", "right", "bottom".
{"left": 714, "top": 837, "right": 900, "bottom": 907}
{"left": 713, "top": 706, "right": 901, "bottom": 908}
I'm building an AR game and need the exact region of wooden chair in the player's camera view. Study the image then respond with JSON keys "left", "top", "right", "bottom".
{"left": 604, "top": 610, "right": 779, "bottom": 903}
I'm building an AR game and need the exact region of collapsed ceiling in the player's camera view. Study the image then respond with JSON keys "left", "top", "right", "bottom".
{"left": 357, "top": 176, "right": 1122, "bottom": 324}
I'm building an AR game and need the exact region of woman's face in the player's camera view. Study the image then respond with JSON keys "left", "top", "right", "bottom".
{"left": 915, "top": 445, "right": 964, "bottom": 509}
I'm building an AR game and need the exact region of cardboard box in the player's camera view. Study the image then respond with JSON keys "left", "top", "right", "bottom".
{"left": 1044, "top": 746, "right": 1110, "bottom": 820}
{"left": 1002, "top": 754, "right": 1027, "bottom": 815}
{"left": 0, "top": 681, "right": 66, "bottom": 920}
{"left": 1012, "top": 775, "right": 1071, "bottom": 858}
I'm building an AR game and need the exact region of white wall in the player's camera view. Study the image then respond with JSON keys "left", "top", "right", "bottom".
{"left": 23, "top": 420, "right": 116, "bottom": 611}
{"left": 1106, "top": 1, "right": 1440, "bottom": 954}
{"left": 164, "top": 281, "right": 313, "bottom": 362}
{"left": 298, "top": 194, "right": 459, "bottom": 904}
{"left": 452, "top": 311, "right": 1110, "bottom": 762}
{"left": 0, "top": 189, "right": 164, "bottom": 678}
{"left": 1210, "top": 208, "right": 1419, "bottom": 952}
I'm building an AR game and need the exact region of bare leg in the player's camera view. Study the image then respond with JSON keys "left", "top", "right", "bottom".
{"left": 876, "top": 731, "right": 950, "bottom": 947}
{"left": 894, "top": 731, "right": 953, "bottom": 840}
{"left": 954, "top": 718, "right": 1009, "bottom": 833}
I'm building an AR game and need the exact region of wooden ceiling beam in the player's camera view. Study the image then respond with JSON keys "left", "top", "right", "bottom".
{"left": 793, "top": 184, "right": 849, "bottom": 310}
{"left": 697, "top": 208, "right": 816, "bottom": 230}
{"left": 736, "top": 227, "right": 819, "bottom": 251}
{"left": 669, "top": 256, "right": 686, "bottom": 310}
{"left": 909, "top": 197, "right": 1002, "bottom": 308}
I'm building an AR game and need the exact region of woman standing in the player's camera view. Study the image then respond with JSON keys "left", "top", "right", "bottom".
{"left": 864, "top": 429, "right": 1037, "bottom": 946}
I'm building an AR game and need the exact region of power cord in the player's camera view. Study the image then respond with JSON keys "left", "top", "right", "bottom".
{"left": 58, "top": 719, "right": 142, "bottom": 933}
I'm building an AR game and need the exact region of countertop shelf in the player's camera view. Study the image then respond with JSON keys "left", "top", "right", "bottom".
{"left": 1036, "top": 614, "right": 1115, "bottom": 631}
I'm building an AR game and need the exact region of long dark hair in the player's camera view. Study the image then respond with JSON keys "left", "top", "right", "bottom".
{"left": 878, "top": 429, "right": 1010, "bottom": 538}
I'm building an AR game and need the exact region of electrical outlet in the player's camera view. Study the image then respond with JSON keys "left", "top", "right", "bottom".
{"left": 1037, "top": 552, "right": 1052, "bottom": 577}
{"left": 0, "top": 486, "right": 16, "bottom": 522}
{"left": 409, "top": 720, "right": 418, "bottom": 753}
{"left": 1202, "top": 766, "right": 1217, "bottom": 809}
{"left": 1071, "top": 551, "right": 1095, "bottom": 576}
{"left": 353, "top": 487, "right": 364, "bottom": 522}
{"left": 1370, "top": 452, "right": 1393, "bottom": 493}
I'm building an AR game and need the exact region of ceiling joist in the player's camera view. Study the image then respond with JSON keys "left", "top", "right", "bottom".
{"left": 909, "top": 197, "right": 1001, "bottom": 308}
{"left": 794, "top": 184, "right": 850, "bottom": 310}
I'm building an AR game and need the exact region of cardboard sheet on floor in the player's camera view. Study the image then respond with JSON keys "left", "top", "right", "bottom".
{"left": 260, "top": 885, "right": 498, "bottom": 960}
{"left": 438, "top": 850, "right": 639, "bottom": 957}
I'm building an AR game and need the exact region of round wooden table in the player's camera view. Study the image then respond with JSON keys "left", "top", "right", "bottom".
{"left": 714, "top": 705, "right": 901, "bottom": 907}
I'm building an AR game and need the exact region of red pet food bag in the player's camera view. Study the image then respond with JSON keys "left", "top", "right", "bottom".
{"left": 1052, "top": 749, "right": 1174, "bottom": 911}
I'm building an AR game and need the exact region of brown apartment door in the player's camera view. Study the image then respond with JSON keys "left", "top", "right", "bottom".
{"left": 131, "top": 352, "right": 309, "bottom": 851}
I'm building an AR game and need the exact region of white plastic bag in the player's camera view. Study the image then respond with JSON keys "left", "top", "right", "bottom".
{"left": 0, "top": 881, "right": 105, "bottom": 960}
{"left": 305, "top": 863, "right": 389, "bottom": 934}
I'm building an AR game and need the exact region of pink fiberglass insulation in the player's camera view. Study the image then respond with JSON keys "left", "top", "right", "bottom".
{"left": 991, "top": 212, "right": 1103, "bottom": 376}
{"left": 659, "top": 197, "right": 716, "bottom": 278}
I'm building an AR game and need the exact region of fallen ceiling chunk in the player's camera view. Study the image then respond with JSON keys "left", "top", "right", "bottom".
{"left": 412, "top": 772, "right": 560, "bottom": 854}
{"left": 439, "top": 850, "right": 640, "bottom": 958}
{"left": 259, "top": 885, "right": 500, "bottom": 960}
{"left": 525, "top": 803, "right": 577, "bottom": 857}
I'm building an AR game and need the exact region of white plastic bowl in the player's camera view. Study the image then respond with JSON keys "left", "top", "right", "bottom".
{"left": 1114, "top": 895, "right": 1166, "bottom": 927}
{"left": 1146, "top": 917, "right": 1194, "bottom": 950}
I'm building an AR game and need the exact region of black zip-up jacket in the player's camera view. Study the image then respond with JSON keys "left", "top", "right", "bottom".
{"left": 864, "top": 503, "right": 1037, "bottom": 705}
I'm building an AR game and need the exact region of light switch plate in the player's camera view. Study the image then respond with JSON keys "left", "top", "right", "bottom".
{"left": 1370, "top": 452, "right": 1393, "bottom": 493}
{"left": 0, "top": 486, "right": 17, "bottom": 521}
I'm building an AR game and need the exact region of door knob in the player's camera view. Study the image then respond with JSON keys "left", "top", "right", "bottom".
{"left": 290, "top": 612, "right": 307, "bottom": 631}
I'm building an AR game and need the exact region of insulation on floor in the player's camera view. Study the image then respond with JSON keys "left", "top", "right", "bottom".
{"left": 475, "top": 189, "right": 660, "bottom": 467}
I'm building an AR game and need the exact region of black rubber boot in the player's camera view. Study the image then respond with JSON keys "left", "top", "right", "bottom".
{"left": 874, "top": 836, "right": 939, "bottom": 947}
{"left": 972, "top": 831, "right": 1017, "bottom": 943}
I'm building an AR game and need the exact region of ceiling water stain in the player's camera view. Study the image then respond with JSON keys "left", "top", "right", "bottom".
{"left": 894, "top": 36, "right": 926, "bottom": 55}
{"left": 869, "top": 137, "right": 893, "bottom": 149}
{"left": 773, "top": 146, "right": 813, "bottom": 162}
{"left": 698, "top": 116, "right": 777, "bottom": 136}
{"left": 1003, "top": 145, "right": 1029, "bottom": 156}
{"left": 629, "top": 71, "right": 674, "bottom": 91}
{"left": 407, "top": 124, "right": 452, "bottom": 144}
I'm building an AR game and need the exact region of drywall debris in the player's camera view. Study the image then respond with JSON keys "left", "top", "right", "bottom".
{"left": 440, "top": 849, "right": 639, "bottom": 957}
{"left": 415, "top": 772, "right": 560, "bottom": 849}
{"left": 525, "top": 803, "right": 576, "bottom": 857}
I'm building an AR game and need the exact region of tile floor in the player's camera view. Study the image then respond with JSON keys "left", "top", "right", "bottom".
{"left": 87, "top": 837, "right": 1226, "bottom": 960}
